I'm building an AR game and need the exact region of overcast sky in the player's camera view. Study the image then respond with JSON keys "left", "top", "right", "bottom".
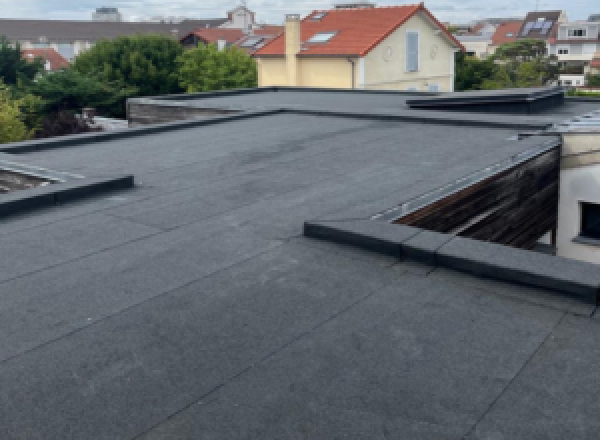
{"left": 0, "top": 0, "right": 594, "bottom": 24}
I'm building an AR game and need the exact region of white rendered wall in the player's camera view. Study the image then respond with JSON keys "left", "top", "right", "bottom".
{"left": 556, "top": 163, "right": 600, "bottom": 263}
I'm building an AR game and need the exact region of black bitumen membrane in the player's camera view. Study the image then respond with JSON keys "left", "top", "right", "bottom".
{"left": 1, "top": 90, "right": 600, "bottom": 439}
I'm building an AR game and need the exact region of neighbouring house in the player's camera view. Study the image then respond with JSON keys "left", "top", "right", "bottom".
{"left": 21, "top": 48, "right": 69, "bottom": 72}
{"left": 517, "top": 10, "right": 566, "bottom": 41}
{"left": 490, "top": 20, "right": 523, "bottom": 52}
{"left": 548, "top": 21, "right": 600, "bottom": 86}
{"left": 253, "top": 3, "right": 464, "bottom": 92}
{"left": 456, "top": 32, "right": 494, "bottom": 59}
{"left": 0, "top": 5, "right": 262, "bottom": 61}
{"left": 180, "top": 25, "right": 283, "bottom": 54}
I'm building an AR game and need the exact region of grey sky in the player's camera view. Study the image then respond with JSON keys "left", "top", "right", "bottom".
{"left": 0, "top": 0, "right": 595, "bottom": 24}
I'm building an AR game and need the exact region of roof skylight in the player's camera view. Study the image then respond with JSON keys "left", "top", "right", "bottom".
{"left": 312, "top": 12, "right": 327, "bottom": 20}
{"left": 307, "top": 31, "right": 337, "bottom": 43}
{"left": 241, "top": 37, "right": 264, "bottom": 47}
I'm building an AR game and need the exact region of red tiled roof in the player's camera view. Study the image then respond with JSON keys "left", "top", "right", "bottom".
{"left": 254, "top": 3, "right": 463, "bottom": 57}
{"left": 183, "top": 28, "right": 245, "bottom": 45}
{"left": 592, "top": 53, "right": 600, "bottom": 68}
{"left": 21, "top": 48, "right": 69, "bottom": 71}
{"left": 491, "top": 21, "right": 523, "bottom": 46}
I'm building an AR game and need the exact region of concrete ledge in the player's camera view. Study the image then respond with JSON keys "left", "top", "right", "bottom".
{"left": 0, "top": 109, "right": 283, "bottom": 154}
{"left": 437, "top": 237, "right": 600, "bottom": 304}
{"left": 304, "top": 220, "right": 600, "bottom": 304}
{"left": 0, "top": 175, "right": 134, "bottom": 219}
{"left": 303, "top": 220, "right": 420, "bottom": 257}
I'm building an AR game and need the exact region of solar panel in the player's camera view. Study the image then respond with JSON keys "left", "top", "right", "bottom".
{"left": 521, "top": 21, "right": 534, "bottom": 36}
{"left": 532, "top": 20, "right": 544, "bottom": 29}
{"left": 540, "top": 21, "right": 554, "bottom": 35}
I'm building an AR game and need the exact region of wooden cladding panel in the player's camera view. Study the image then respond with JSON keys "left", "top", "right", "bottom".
{"left": 395, "top": 148, "right": 560, "bottom": 250}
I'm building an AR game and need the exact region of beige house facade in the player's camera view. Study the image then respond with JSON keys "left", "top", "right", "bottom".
{"left": 254, "top": 4, "right": 464, "bottom": 92}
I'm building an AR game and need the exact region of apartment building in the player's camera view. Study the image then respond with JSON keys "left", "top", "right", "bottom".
{"left": 548, "top": 21, "right": 600, "bottom": 85}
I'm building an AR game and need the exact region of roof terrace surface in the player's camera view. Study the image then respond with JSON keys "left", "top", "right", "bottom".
{"left": 1, "top": 89, "right": 600, "bottom": 439}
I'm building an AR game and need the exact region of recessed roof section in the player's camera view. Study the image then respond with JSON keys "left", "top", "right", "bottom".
{"left": 406, "top": 86, "right": 566, "bottom": 115}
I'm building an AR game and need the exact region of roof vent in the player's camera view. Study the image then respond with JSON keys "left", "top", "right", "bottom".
{"left": 333, "top": 2, "right": 376, "bottom": 9}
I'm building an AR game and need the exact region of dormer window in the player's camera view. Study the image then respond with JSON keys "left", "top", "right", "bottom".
{"left": 307, "top": 31, "right": 337, "bottom": 43}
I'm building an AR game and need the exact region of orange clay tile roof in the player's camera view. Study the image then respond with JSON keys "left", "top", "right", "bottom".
{"left": 253, "top": 3, "right": 464, "bottom": 57}
{"left": 21, "top": 48, "right": 69, "bottom": 71}
{"left": 491, "top": 21, "right": 523, "bottom": 46}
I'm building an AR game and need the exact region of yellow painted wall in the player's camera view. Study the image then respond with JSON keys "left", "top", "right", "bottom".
{"left": 256, "top": 58, "right": 288, "bottom": 86}
{"left": 298, "top": 58, "right": 353, "bottom": 88}
{"left": 363, "top": 11, "right": 456, "bottom": 91}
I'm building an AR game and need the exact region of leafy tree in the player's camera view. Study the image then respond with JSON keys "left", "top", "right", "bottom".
{"left": 481, "top": 65, "right": 514, "bottom": 90}
{"left": 454, "top": 52, "right": 496, "bottom": 91}
{"left": 0, "top": 81, "right": 37, "bottom": 143}
{"left": 0, "top": 36, "right": 44, "bottom": 85}
{"left": 586, "top": 74, "right": 600, "bottom": 87}
{"left": 177, "top": 44, "right": 257, "bottom": 92}
{"left": 73, "top": 35, "right": 184, "bottom": 116}
{"left": 493, "top": 39, "right": 547, "bottom": 62}
{"left": 29, "top": 68, "right": 135, "bottom": 116}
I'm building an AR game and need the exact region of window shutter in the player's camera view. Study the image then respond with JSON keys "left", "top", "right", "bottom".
{"left": 406, "top": 32, "right": 419, "bottom": 72}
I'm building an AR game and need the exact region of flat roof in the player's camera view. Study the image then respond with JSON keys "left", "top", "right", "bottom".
{"left": 1, "top": 90, "right": 600, "bottom": 439}
{"left": 132, "top": 87, "right": 600, "bottom": 122}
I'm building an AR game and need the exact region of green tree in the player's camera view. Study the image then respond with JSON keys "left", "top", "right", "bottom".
{"left": 0, "top": 81, "right": 37, "bottom": 143}
{"left": 0, "top": 36, "right": 44, "bottom": 85}
{"left": 586, "top": 74, "right": 600, "bottom": 87}
{"left": 454, "top": 52, "right": 496, "bottom": 91}
{"left": 481, "top": 65, "right": 514, "bottom": 90}
{"left": 73, "top": 35, "right": 184, "bottom": 116}
{"left": 29, "top": 68, "right": 135, "bottom": 116}
{"left": 493, "top": 39, "right": 547, "bottom": 61}
{"left": 177, "top": 44, "right": 257, "bottom": 92}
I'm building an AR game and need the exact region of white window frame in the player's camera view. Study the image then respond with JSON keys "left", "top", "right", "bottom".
{"left": 427, "top": 84, "right": 439, "bottom": 92}
{"left": 405, "top": 30, "right": 419, "bottom": 73}
{"left": 568, "top": 28, "right": 587, "bottom": 37}
{"left": 557, "top": 46, "right": 569, "bottom": 55}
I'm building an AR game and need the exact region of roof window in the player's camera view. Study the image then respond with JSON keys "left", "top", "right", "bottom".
{"left": 312, "top": 12, "right": 327, "bottom": 20}
{"left": 240, "top": 37, "right": 264, "bottom": 47}
{"left": 307, "top": 31, "right": 337, "bottom": 43}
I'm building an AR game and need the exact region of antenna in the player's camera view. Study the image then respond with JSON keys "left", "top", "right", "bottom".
{"left": 535, "top": 0, "right": 540, "bottom": 11}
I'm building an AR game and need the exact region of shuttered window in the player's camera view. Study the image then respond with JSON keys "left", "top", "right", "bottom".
{"left": 406, "top": 32, "right": 419, "bottom": 72}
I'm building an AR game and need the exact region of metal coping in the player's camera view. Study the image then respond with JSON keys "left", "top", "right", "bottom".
{"left": 0, "top": 160, "right": 84, "bottom": 183}
{"left": 373, "top": 136, "right": 562, "bottom": 223}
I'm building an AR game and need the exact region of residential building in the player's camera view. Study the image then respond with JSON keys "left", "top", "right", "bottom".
{"left": 92, "top": 7, "right": 123, "bottom": 22}
{"left": 548, "top": 21, "right": 600, "bottom": 86}
{"left": 21, "top": 48, "right": 69, "bottom": 71}
{"left": 0, "top": 6, "right": 263, "bottom": 61}
{"left": 490, "top": 20, "right": 523, "bottom": 51}
{"left": 219, "top": 4, "right": 258, "bottom": 31}
{"left": 180, "top": 25, "right": 283, "bottom": 54}
{"left": 253, "top": 4, "right": 464, "bottom": 92}
{"left": 517, "top": 10, "right": 566, "bottom": 41}
{"left": 456, "top": 33, "right": 493, "bottom": 59}
{"left": 589, "top": 14, "right": 600, "bottom": 23}
{"left": 1, "top": 85, "right": 600, "bottom": 439}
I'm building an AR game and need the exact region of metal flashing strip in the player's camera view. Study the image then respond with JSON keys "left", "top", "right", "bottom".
{"left": 373, "top": 136, "right": 561, "bottom": 223}
{"left": 0, "top": 160, "right": 84, "bottom": 183}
